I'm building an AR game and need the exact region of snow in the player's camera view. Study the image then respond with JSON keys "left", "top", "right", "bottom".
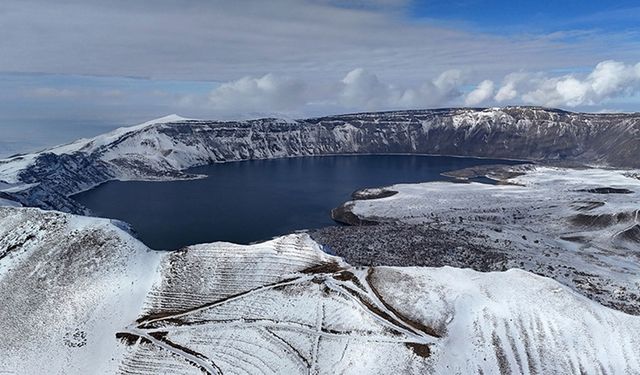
{"left": 1, "top": 205, "right": 639, "bottom": 373}
{"left": 48, "top": 114, "right": 192, "bottom": 155}
{"left": 373, "top": 266, "right": 640, "bottom": 374}
{"left": 0, "top": 115, "right": 191, "bottom": 185}
{"left": 0, "top": 207, "right": 162, "bottom": 374}
{"left": 0, "top": 107, "right": 638, "bottom": 215}
{"left": 339, "top": 165, "right": 640, "bottom": 314}
{"left": 0, "top": 153, "right": 39, "bottom": 184}
{"left": 0, "top": 109, "right": 639, "bottom": 372}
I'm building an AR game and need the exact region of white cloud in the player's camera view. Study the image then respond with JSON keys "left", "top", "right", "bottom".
{"left": 494, "top": 82, "right": 517, "bottom": 102}
{"left": 201, "top": 68, "right": 470, "bottom": 116}
{"left": 191, "top": 61, "right": 640, "bottom": 116}
{"left": 208, "top": 74, "right": 307, "bottom": 113}
{"left": 465, "top": 80, "right": 495, "bottom": 106}
{"left": 494, "top": 73, "right": 528, "bottom": 102}
{"left": 339, "top": 68, "right": 390, "bottom": 109}
{"left": 177, "top": 67, "right": 472, "bottom": 117}
{"left": 9, "top": 60, "right": 640, "bottom": 126}
{"left": 520, "top": 60, "right": 640, "bottom": 107}
{"left": 336, "top": 68, "right": 466, "bottom": 110}
{"left": 433, "top": 69, "right": 465, "bottom": 94}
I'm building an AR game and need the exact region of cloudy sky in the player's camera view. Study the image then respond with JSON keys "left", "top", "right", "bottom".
{"left": 1, "top": 0, "right": 640, "bottom": 155}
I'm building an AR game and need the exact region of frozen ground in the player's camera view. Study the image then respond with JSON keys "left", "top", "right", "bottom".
{"left": 322, "top": 166, "right": 640, "bottom": 315}
{"left": 1, "top": 206, "right": 639, "bottom": 374}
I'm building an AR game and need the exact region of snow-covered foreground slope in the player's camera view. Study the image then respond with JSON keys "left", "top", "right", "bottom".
{"left": 330, "top": 166, "right": 640, "bottom": 315}
{"left": 1, "top": 206, "right": 639, "bottom": 374}
{"left": 0, "top": 207, "right": 161, "bottom": 374}
{"left": 1, "top": 107, "right": 640, "bottom": 213}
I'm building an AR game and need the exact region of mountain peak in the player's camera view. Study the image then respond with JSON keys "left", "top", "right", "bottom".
{"left": 139, "top": 114, "right": 192, "bottom": 126}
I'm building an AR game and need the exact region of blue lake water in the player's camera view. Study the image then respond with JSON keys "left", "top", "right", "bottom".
{"left": 73, "top": 155, "right": 524, "bottom": 249}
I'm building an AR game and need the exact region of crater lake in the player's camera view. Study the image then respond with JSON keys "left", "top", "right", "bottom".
{"left": 73, "top": 155, "right": 524, "bottom": 249}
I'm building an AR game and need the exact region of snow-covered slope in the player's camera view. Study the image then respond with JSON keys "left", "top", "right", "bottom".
{"left": 1, "top": 107, "right": 639, "bottom": 213}
{"left": 0, "top": 207, "right": 161, "bottom": 374}
{"left": 329, "top": 166, "right": 640, "bottom": 315}
{"left": 1, "top": 206, "right": 638, "bottom": 374}
{"left": 0, "top": 115, "right": 190, "bottom": 184}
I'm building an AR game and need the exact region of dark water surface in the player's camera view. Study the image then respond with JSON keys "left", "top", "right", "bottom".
{"left": 73, "top": 155, "right": 523, "bottom": 249}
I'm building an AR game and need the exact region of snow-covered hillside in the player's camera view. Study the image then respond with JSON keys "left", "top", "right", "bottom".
{"left": 1, "top": 107, "right": 639, "bottom": 213}
{"left": 0, "top": 207, "right": 160, "bottom": 374}
{"left": 1, "top": 206, "right": 638, "bottom": 374}
{"left": 329, "top": 166, "right": 640, "bottom": 315}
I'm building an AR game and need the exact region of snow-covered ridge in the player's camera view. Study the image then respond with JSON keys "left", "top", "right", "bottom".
{"left": 0, "top": 114, "right": 191, "bottom": 183}
{"left": 1, "top": 206, "right": 638, "bottom": 374}
{"left": 1, "top": 106, "right": 639, "bottom": 213}
{"left": 48, "top": 114, "right": 193, "bottom": 156}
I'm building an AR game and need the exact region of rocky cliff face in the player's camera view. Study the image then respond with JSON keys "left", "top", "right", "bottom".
{"left": 1, "top": 107, "right": 639, "bottom": 213}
